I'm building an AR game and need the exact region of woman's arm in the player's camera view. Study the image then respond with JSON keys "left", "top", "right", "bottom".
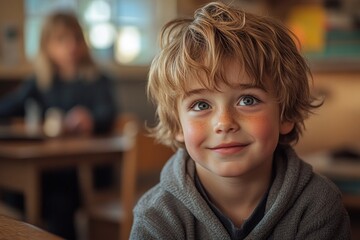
{"left": 0, "top": 77, "right": 40, "bottom": 118}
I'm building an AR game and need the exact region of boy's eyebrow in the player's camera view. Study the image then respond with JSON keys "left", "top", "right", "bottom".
{"left": 183, "top": 88, "right": 208, "bottom": 98}
{"left": 183, "top": 83, "right": 267, "bottom": 98}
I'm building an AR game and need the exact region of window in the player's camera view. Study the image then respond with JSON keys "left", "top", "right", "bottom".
{"left": 25, "top": 0, "right": 176, "bottom": 66}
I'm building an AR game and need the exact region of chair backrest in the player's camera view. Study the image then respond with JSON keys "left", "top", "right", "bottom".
{"left": 115, "top": 113, "right": 174, "bottom": 192}
{"left": 118, "top": 114, "right": 175, "bottom": 239}
{"left": 115, "top": 114, "right": 140, "bottom": 240}
{"left": 80, "top": 113, "right": 174, "bottom": 240}
{"left": 135, "top": 131, "right": 174, "bottom": 196}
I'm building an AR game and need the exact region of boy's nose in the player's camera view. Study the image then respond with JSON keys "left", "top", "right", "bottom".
{"left": 213, "top": 109, "right": 240, "bottom": 134}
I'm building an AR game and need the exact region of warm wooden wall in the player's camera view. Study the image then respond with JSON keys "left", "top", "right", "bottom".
{"left": 0, "top": 0, "right": 30, "bottom": 78}
{"left": 295, "top": 72, "right": 360, "bottom": 155}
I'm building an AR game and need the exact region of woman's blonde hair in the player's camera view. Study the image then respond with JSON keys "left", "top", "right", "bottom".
{"left": 33, "top": 11, "right": 98, "bottom": 90}
{"left": 148, "top": 1, "right": 321, "bottom": 149}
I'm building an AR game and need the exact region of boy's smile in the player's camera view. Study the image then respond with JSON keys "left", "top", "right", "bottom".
{"left": 208, "top": 142, "right": 250, "bottom": 155}
{"left": 176, "top": 63, "right": 294, "bottom": 180}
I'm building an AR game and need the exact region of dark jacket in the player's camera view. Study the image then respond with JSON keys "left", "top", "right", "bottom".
{"left": 0, "top": 73, "right": 117, "bottom": 133}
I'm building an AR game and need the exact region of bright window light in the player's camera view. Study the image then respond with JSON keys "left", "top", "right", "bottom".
{"left": 84, "top": 0, "right": 111, "bottom": 23}
{"left": 115, "top": 26, "right": 141, "bottom": 64}
{"left": 89, "top": 23, "right": 116, "bottom": 49}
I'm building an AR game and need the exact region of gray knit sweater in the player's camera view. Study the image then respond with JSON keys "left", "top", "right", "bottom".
{"left": 130, "top": 146, "right": 351, "bottom": 240}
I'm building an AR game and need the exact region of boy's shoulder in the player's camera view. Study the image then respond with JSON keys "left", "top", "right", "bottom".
{"left": 133, "top": 150, "right": 191, "bottom": 218}
{"left": 133, "top": 156, "right": 195, "bottom": 219}
{"left": 302, "top": 170, "right": 343, "bottom": 206}
{"left": 134, "top": 183, "right": 170, "bottom": 214}
{"left": 132, "top": 149, "right": 210, "bottom": 225}
{"left": 266, "top": 147, "right": 350, "bottom": 239}
{"left": 132, "top": 183, "right": 196, "bottom": 237}
{"left": 130, "top": 175, "right": 188, "bottom": 238}
{"left": 310, "top": 171, "right": 342, "bottom": 194}
{"left": 273, "top": 146, "right": 344, "bottom": 207}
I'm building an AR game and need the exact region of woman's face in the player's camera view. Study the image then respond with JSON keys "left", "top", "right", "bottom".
{"left": 45, "top": 24, "right": 84, "bottom": 69}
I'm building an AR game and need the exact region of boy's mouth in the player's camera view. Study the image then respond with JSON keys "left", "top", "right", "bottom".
{"left": 208, "top": 142, "right": 249, "bottom": 154}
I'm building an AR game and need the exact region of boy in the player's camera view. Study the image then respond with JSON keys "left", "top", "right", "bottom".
{"left": 130, "top": 2, "right": 351, "bottom": 239}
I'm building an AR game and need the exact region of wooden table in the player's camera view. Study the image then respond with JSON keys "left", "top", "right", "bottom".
{"left": 0, "top": 134, "right": 134, "bottom": 227}
{"left": 0, "top": 214, "right": 63, "bottom": 240}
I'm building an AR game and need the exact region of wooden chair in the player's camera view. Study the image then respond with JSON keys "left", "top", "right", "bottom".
{"left": 76, "top": 114, "right": 174, "bottom": 240}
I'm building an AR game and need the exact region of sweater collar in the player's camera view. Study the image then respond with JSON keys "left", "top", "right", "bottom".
{"left": 160, "top": 146, "right": 314, "bottom": 239}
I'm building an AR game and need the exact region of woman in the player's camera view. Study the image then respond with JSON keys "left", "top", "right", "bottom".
{"left": 0, "top": 11, "right": 117, "bottom": 134}
{"left": 0, "top": 11, "right": 118, "bottom": 239}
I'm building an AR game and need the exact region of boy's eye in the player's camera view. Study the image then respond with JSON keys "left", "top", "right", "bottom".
{"left": 239, "top": 96, "right": 259, "bottom": 106}
{"left": 192, "top": 101, "right": 210, "bottom": 111}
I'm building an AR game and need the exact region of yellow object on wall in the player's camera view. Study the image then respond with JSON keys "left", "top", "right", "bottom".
{"left": 287, "top": 4, "right": 326, "bottom": 53}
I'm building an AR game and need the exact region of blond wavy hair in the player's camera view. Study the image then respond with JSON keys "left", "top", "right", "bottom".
{"left": 148, "top": 1, "right": 321, "bottom": 149}
{"left": 33, "top": 11, "right": 98, "bottom": 90}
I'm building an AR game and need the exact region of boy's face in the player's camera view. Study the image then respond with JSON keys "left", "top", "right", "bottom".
{"left": 175, "top": 63, "right": 294, "bottom": 179}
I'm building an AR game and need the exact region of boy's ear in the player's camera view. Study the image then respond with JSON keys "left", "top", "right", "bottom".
{"left": 280, "top": 121, "right": 295, "bottom": 135}
{"left": 175, "top": 131, "right": 184, "bottom": 142}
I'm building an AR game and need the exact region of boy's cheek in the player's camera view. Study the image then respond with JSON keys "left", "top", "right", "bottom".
{"left": 177, "top": 120, "right": 206, "bottom": 144}
{"left": 246, "top": 116, "right": 279, "bottom": 140}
